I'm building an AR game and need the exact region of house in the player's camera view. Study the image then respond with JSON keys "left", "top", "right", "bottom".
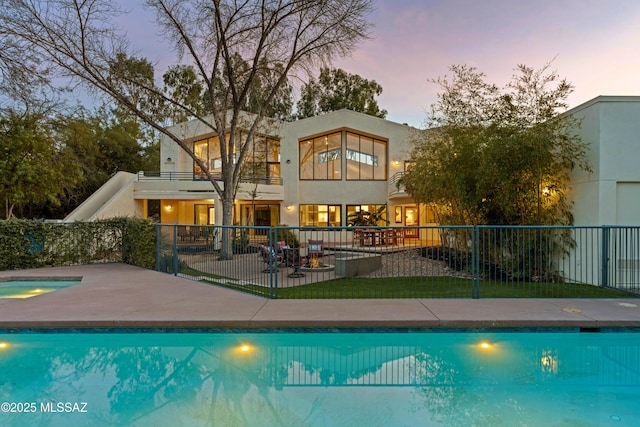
{"left": 65, "top": 109, "right": 437, "bottom": 236}
{"left": 65, "top": 96, "right": 640, "bottom": 231}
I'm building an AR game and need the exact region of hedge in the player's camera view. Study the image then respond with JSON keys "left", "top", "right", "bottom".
{"left": 0, "top": 218, "right": 156, "bottom": 271}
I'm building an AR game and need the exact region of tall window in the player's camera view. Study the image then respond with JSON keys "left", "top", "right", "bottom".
{"left": 245, "top": 135, "right": 281, "bottom": 183}
{"left": 300, "top": 205, "right": 341, "bottom": 226}
{"left": 299, "top": 131, "right": 387, "bottom": 181}
{"left": 299, "top": 132, "right": 341, "bottom": 180}
{"left": 193, "top": 134, "right": 280, "bottom": 181}
{"left": 194, "top": 137, "right": 219, "bottom": 179}
{"left": 346, "top": 132, "right": 386, "bottom": 180}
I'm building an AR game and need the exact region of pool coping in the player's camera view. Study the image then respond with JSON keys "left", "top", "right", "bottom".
{"left": 1, "top": 263, "right": 640, "bottom": 330}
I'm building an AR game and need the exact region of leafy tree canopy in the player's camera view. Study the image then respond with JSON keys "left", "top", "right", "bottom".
{"left": 402, "top": 63, "right": 591, "bottom": 226}
{"left": 296, "top": 67, "right": 387, "bottom": 119}
{"left": 0, "top": 111, "right": 80, "bottom": 218}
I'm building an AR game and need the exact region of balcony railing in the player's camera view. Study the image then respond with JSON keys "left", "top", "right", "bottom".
{"left": 389, "top": 171, "right": 406, "bottom": 196}
{"left": 137, "top": 171, "right": 283, "bottom": 185}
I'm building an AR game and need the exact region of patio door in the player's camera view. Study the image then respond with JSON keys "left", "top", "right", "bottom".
{"left": 195, "top": 204, "right": 215, "bottom": 225}
{"left": 404, "top": 206, "right": 419, "bottom": 238}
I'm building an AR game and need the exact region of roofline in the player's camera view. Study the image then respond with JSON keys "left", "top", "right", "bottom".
{"left": 292, "top": 108, "right": 415, "bottom": 129}
{"left": 566, "top": 95, "right": 640, "bottom": 115}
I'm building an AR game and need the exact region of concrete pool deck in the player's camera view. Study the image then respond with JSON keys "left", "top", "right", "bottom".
{"left": 2, "top": 263, "right": 640, "bottom": 329}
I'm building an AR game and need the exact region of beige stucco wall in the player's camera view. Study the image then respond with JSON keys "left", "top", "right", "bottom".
{"left": 567, "top": 96, "right": 640, "bottom": 226}
{"left": 64, "top": 172, "right": 142, "bottom": 221}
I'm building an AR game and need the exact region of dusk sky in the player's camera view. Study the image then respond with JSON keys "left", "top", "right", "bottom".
{"left": 123, "top": 0, "right": 640, "bottom": 128}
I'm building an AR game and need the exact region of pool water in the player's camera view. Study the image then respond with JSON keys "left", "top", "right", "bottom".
{"left": 0, "top": 279, "right": 81, "bottom": 299}
{"left": 0, "top": 331, "right": 638, "bottom": 426}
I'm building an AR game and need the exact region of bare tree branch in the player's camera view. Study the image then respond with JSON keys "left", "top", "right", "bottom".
{"left": 0, "top": 0, "right": 373, "bottom": 258}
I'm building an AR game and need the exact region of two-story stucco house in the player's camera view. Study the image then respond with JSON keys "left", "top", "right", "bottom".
{"left": 65, "top": 96, "right": 640, "bottom": 231}
{"left": 65, "top": 109, "right": 435, "bottom": 234}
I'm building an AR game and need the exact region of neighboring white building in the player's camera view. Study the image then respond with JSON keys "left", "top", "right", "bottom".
{"left": 67, "top": 109, "right": 435, "bottom": 237}
{"left": 566, "top": 96, "right": 640, "bottom": 227}
{"left": 560, "top": 96, "right": 640, "bottom": 288}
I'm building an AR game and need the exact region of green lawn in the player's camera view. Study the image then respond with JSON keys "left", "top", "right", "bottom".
{"left": 181, "top": 268, "right": 635, "bottom": 299}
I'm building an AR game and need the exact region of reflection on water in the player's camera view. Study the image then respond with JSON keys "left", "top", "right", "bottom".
{"left": 0, "top": 331, "right": 639, "bottom": 426}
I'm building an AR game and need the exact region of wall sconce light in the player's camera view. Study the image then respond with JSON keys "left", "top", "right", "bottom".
{"left": 166, "top": 157, "right": 173, "bottom": 162}
{"left": 393, "top": 160, "right": 400, "bottom": 166}
{"left": 286, "top": 205, "right": 293, "bottom": 211}
{"left": 286, "top": 159, "right": 291, "bottom": 164}
{"left": 165, "top": 204, "right": 173, "bottom": 212}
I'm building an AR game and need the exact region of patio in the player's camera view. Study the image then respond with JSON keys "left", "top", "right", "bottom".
{"left": 1, "top": 263, "right": 640, "bottom": 329}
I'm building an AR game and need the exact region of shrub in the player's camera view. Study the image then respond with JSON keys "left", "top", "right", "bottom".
{"left": 0, "top": 217, "right": 156, "bottom": 271}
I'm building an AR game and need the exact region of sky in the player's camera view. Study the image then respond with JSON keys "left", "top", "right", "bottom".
{"left": 121, "top": 0, "right": 640, "bottom": 128}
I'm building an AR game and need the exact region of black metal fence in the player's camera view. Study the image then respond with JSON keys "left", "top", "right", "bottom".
{"left": 156, "top": 224, "right": 640, "bottom": 299}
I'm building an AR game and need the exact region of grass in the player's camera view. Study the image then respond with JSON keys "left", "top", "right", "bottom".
{"left": 179, "top": 267, "right": 635, "bottom": 299}
{"left": 271, "top": 277, "right": 635, "bottom": 299}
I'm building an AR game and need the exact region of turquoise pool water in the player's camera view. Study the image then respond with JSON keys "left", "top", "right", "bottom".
{"left": 0, "top": 279, "right": 81, "bottom": 299}
{"left": 0, "top": 330, "right": 638, "bottom": 426}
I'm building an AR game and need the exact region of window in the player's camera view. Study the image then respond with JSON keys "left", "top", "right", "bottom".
{"left": 346, "top": 132, "right": 386, "bottom": 180}
{"left": 346, "top": 204, "right": 387, "bottom": 226}
{"left": 300, "top": 205, "right": 341, "bottom": 227}
{"left": 193, "top": 134, "right": 280, "bottom": 181}
{"left": 299, "top": 132, "right": 341, "bottom": 180}
{"left": 245, "top": 135, "right": 281, "bottom": 182}
{"left": 300, "top": 131, "right": 387, "bottom": 181}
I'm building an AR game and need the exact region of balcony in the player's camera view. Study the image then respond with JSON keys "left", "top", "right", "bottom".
{"left": 134, "top": 171, "right": 284, "bottom": 201}
{"left": 388, "top": 172, "right": 410, "bottom": 200}
{"left": 137, "top": 171, "right": 283, "bottom": 185}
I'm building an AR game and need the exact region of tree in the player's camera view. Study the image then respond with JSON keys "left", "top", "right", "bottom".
{"left": 296, "top": 67, "right": 387, "bottom": 119}
{"left": 0, "top": 27, "right": 54, "bottom": 113}
{"left": 162, "top": 65, "right": 205, "bottom": 124}
{"left": 0, "top": 111, "right": 80, "bottom": 218}
{"left": 402, "top": 63, "right": 591, "bottom": 226}
{"left": 1, "top": 0, "right": 373, "bottom": 259}
{"left": 163, "top": 55, "right": 295, "bottom": 124}
{"left": 39, "top": 108, "right": 159, "bottom": 219}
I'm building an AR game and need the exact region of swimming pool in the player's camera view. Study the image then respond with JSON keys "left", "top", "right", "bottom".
{"left": 0, "top": 330, "right": 638, "bottom": 426}
{"left": 0, "top": 279, "right": 81, "bottom": 299}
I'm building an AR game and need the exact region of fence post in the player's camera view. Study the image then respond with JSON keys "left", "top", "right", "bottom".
{"left": 472, "top": 226, "right": 480, "bottom": 299}
{"left": 155, "top": 224, "right": 161, "bottom": 271}
{"left": 172, "top": 225, "right": 178, "bottom": 276}
{"left": 601, "top": 226, "right": 610, "bottom": 287}
{"left": 270, "top": 227, "right": 278, "bottom": 299}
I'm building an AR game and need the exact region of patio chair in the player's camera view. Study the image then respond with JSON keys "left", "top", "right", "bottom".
{"left": 190, "top": 226, "right": 204, "bottom": 240}
{"left": 177, "top": 225, "right": 190, "bottom": 241}
{"left": 260, "top": 241, "right": 287, "bottom": 272}
{"left": 308, "top": 239, "right": 324, "bottom": 258}
{"left": 282, "top": 247, "right": 306, "bottom": 278}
